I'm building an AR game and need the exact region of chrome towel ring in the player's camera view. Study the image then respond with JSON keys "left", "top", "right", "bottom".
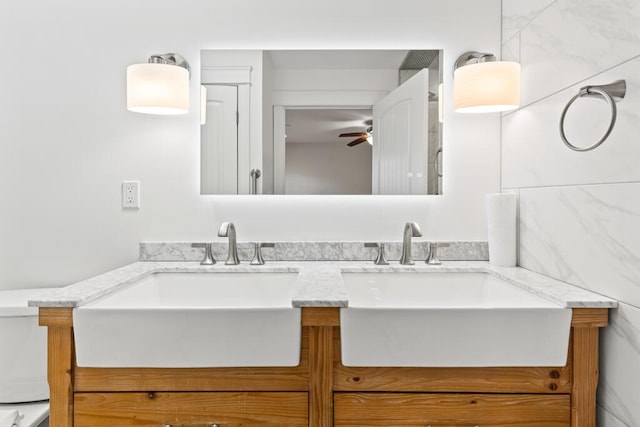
{"left": 559, "top": 79, "right": 626, "bottom": 152}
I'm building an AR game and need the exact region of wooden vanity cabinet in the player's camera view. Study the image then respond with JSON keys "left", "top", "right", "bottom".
{"left": 40, "top": 307, "right": 607, "bottom": 427}
{"left": 331, "top": 308, "right": 607, "bottom": 427}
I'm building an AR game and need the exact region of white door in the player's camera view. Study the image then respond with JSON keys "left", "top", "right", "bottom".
{"left": 201, "top": 85, "right": 238, "bottom": 195}
{"left": 372, "top": 69, "right": 429, "bottom": 195}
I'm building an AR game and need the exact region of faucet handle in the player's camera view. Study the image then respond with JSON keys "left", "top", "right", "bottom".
{"left": 425, "top": 242, "right": 449, "bottom": 265}
{"left": 364, "top": 243, "right": 389, "bottom": 265}
{"left": 191, "top": 243, "right": 216, "bottom": 265}
{"left": 251, "top": 243, "right": 275, "bottom": 265}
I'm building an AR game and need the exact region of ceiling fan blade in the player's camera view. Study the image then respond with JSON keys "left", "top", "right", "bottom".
{"left": 339, "top": 132, "right": 366, "bottom": 137}
{"left": 347, "top": 137, "right": 368, "bottom": 147}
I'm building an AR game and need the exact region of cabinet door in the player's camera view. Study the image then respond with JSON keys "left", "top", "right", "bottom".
{"left": 334, "top": 393, "right": 570, "bottom": 426}
{"left": 75, "top": 392, "right": 307, "bottom": 426}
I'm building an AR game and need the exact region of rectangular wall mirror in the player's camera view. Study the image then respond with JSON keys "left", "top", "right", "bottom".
{"left": 200, "top": 49, "right": 443, "bottom": 195}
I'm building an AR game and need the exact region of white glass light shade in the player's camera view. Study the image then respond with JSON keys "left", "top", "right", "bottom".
{"left": 454, "top": 61, "right": 520, "bottom": 113}
{"left": 127, "top": 63, "right": 189, "bottom": 114}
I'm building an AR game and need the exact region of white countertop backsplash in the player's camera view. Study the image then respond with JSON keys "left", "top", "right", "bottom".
{"left": 29, "top": 258, "right": 617, "bottom": 309}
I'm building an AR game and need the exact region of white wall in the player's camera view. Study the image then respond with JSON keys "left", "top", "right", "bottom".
{"left": 501, "top": 0, "right": 640, "bottom": 424}
{"left": 272, "top": 69, "right": 399, "bottom": 92}
{"left": 285, "top": 143, "right": 372, "bottom": 195}
{"left": 0, "top": 0, "right": 501, "bottom": 290}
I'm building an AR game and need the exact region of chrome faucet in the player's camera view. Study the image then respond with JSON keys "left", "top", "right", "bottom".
{"left": 399, "top": 222, "right": 422, "bottom": 265}
{"left": 218, "top": 222, "right": 240, "bottom": 265}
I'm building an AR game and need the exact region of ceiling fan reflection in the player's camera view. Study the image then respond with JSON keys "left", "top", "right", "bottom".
{"left": 339, "top": 126, "right": 373, "bottom": 147}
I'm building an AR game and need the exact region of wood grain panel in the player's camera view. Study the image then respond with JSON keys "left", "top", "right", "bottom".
{"left": 571, "top": 308, "right": 609, "bottom": 327}
{"left": 75, "top": 366, "right": 308, "bottom": 393}
{"left": 571, "top": 327, "right": 599, "bottom": 427}
{"left": 334, "top": 393, "right": 570, "bottom": 426}
{"left": 309, "top": 326, "right": 334, "bottom": 427}
{"left": 74, "top": 392, "right": 307, "bottom": 426}
{"left": 39, "top": 307, "right": 73, "bottom": 327}
{"left": 334, "top": 365, "right": 571, "bottom": 393}
{"left": 302, "top": 307, "right": 340, "bottom": 326}
{"left": 75, "top": 328, "right": 310, "bottom": 392}
{"left": 48, "top": 326, "right": 74, "bottom": 427}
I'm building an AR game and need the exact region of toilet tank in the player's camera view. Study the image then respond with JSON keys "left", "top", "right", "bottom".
{"left": 0, "top": 289, "right": 52, "bottom": 403}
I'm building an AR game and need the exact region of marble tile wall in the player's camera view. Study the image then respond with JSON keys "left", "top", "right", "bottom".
{"left": 502, "top": 0, "right": 640, "bottom": 424}
{"left": 502, "top": 57, "right": 640, "bottom": 189}
{"left": 518, "top": 184, "right": 640, "bottom": 307}
{"left": 598, "top": 302, "right": 640, "bottom": 426}
{"left": 502, "top": 0, "right": 640, "bottom": 190}
{"left": 502, "top": 0, "right": 555, "bottom": 42}
{"left": 598, "top": 406, "right": 630, "bottom": 427}
{"left": 508, "top": 0, "right": 640, "bottom": 108}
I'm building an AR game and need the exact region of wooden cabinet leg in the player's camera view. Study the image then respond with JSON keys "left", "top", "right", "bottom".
{"left": 571, "top": 327, "right": 599, "bottom": 427}
{"left": 309, "top": 326, "right": 333, "bottom": 427}
{"left": 48, "top": 326, "right": 74, "bottom": 427}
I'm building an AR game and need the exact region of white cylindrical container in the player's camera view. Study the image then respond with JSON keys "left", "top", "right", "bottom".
{"left": 485, "top": 193, "right": 517, "bottom": 267}
{"left": 0, "top": 289, "right": 53, "bottom": 403}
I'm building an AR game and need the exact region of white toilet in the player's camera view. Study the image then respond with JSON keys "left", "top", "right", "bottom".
{"left": 0, "top": 288, "right": 54, "bottom": 427}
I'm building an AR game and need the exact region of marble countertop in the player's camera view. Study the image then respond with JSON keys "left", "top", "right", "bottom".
{"left": 29, "top": 261, "right": 617, "bottom": 309}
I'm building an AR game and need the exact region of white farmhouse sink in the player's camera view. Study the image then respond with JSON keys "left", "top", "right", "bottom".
{"left": 340, "top": 272, "right": 572, "bottom": 367}
{"left": 73, "top": 272, "right": 301, "bottom": 368}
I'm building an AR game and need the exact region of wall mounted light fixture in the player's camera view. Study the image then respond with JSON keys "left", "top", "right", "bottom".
{"left": 453, "top": 51, "right": 520, "bottom": 113}
{"left": 127, "top": 53, "right": 190, "bottom": 115}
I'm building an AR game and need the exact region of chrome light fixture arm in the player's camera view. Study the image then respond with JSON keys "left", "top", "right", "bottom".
{"left": 453, "top": 51, "right": 496, "bottom": 74}
{"left": 148, "top": 53, "right": 191, "bottom": 76}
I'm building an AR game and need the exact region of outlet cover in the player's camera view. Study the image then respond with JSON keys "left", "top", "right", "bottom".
{"left": 122, "top": 181, "right": 140, "bottom": 208}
